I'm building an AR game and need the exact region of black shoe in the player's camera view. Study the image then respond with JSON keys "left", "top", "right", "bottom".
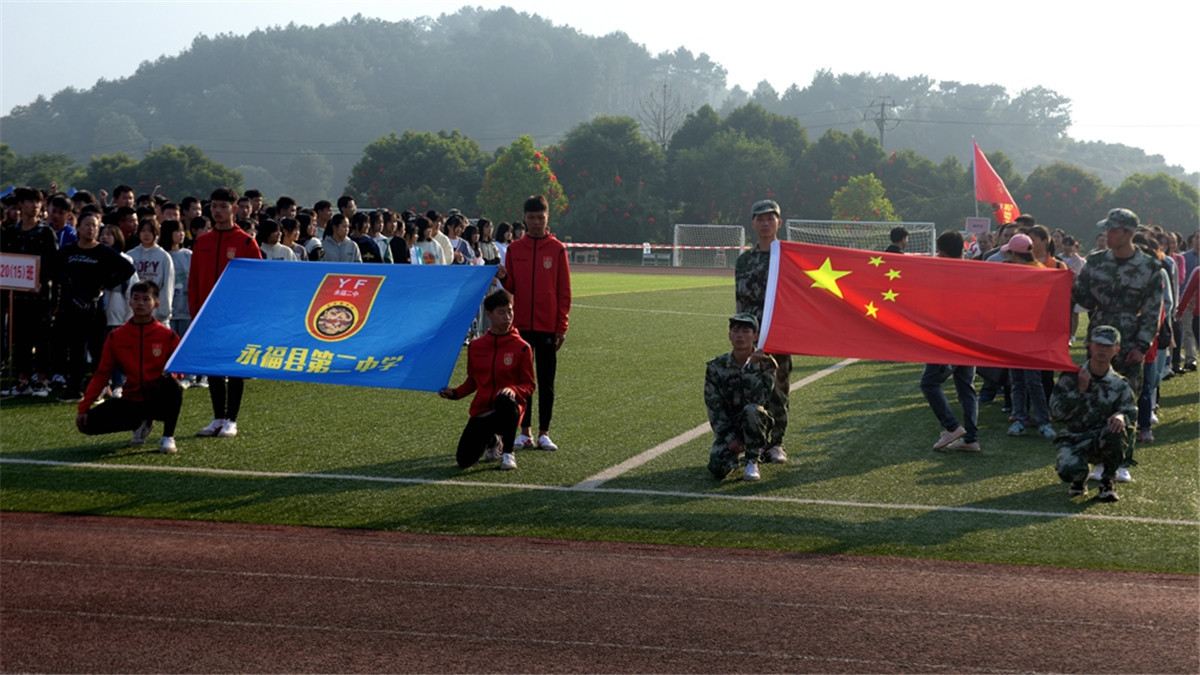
{"left": 1097, "top": 481, "right": 1119, "bottom": 502}
{"left": 1068, "top": 480, "right": 1087, "bottom": 497}
{"left": 1186, "top": 361, "right": 1197, "bottom": 372}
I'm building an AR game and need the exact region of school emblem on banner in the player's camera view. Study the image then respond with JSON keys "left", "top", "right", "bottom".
{"left": 306, "top": 274, "right": 385, "bottom": 342}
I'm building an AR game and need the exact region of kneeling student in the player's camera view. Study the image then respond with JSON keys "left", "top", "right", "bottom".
{"left": 1048, "top": 325, "right": 1136, "bottom": 502}
{"left": 439, "top": 289, "right": 535, "bottom": 470}
{"left": 75, "top": 280, "right": 183, "bottom": 453}
{"left": 705, "top": 312, "right": 777, "bottom": 481}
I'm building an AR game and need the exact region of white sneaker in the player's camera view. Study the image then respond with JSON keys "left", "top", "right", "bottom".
{"left": 764, "top": 446, "right": 788, "bottom": 464}
{"left": 130, "top": 420, "right": 153, "bottom": 447}
{"left": 1116, "top": 467, "right": 1133, "bottom": 483}
{"left": 159, "top": 437, "right": 178, "bottom": 454}
{"left": 499, "top": 453, "right": 517, "bottom": 470}
{"left": 178, "top": 378, "right": 191, "bottom": 390}
{"left": 1087, "top": 464, "right": 1104, "bottom": 482}
{"left": 483, "top": 435, "right": 502, "bottom": 462}
{"left": 196, "top": 418, "right": 226, "bottom": 436}
{"left": 536, "top": 433, "right": 558, "bottom": 451}
{"left": 743, "top": 461, "right": 761, "bottom": 481}
{"left": 513, "top": 433, "right": 534, "bottom": 450}
{"left": 193, "top": 376, "right": 209, "bottom": 388}
{"left": 217, "top": 420, "right": 238, "bottom": 438}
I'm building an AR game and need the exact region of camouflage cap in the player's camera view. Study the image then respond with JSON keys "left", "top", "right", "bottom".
{"left": 729, "top": 312, "right": 760, "bottom": 333}
{"left": 1096, "top": 207, "right": 1139, "bottom": 231}
{"left": 1089, "top": 325, "right": 1121, "bottom": 345}
{"left": 751, "top": 199, "right": 781, "bottom": 217}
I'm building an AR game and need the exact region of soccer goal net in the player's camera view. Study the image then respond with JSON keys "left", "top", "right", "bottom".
{"left": 783, "top": 220, "right": 936, "bottom": 256}
{"left": 672, "top": 224, "right": 746, "bottom": 268}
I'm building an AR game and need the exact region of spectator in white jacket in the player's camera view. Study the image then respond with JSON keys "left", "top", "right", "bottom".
{"left": 127, "top": 217, "right": 174, "bottom": 325}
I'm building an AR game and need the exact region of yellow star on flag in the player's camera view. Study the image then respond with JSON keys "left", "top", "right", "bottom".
{"left": 868, "top": 256, "right": 884, "bottom": 267}
{"left": 805, "top": 258, "right": 852, "bottom": 299}
{"left": 882, "top": 289, "right": 898, "bottom": 302}
{"left": 885, "top": 268, "right": 902, "bottom": 281}
{"left": 865, "top": 301, "right": 879, "bottom": 318}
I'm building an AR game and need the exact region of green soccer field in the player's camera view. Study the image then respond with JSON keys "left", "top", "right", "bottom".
{"left": 2, "top": 270, "right": 1198, "bottom": 573}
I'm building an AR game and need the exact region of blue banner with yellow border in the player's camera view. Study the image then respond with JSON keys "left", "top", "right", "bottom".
{"left": 166, "top": 260, "right": 498, "bottom": 391}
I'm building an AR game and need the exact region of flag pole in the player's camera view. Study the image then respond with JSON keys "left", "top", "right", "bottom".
{"left": 971, "top": 136, "right": 979, "bottom": 218}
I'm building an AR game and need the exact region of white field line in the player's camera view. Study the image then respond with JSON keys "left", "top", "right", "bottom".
{"left": 2, "top": 457, "right": 1196, "bottom": 526}
{"left": 572, "top": 358, "right": 858, "bottom": 490}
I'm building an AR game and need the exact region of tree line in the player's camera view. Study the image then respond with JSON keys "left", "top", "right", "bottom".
{"left": 2, "top": 5, "right": 1194, "bottom": 205}
{"left": 5, "top": 102, "right": 1197, "bottom": 249}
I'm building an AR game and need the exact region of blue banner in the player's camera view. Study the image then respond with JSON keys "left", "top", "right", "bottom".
{"left": 166, "top": 260, "right": 498, "bottom": 391}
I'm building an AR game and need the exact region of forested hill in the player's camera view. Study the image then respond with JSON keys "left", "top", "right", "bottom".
{"left": 1, "top": 6, "right": 1191, "bottom": 192}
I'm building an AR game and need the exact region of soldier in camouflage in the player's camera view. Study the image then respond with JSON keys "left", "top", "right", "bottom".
{"left": 1048, "top": 325, "right": 1136, "bottom": 502}
{"left": 705, "top": 313, "right": 777, "bottom": 481}
{"left": 734, "top": 199, "right": 791, "bottom": 464}
{"left": 1071, "top": 208, "right": 1164, "bottom": 480}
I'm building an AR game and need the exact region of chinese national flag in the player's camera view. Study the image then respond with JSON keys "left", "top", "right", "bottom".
{"left": 760, "top": 241, "right": 1076, "bottom": 370}
{"left": 974, "top": 139, "right": 1021, "bottom": 224}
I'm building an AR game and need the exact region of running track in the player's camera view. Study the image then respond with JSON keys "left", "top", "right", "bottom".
{"left": 2, "top": 512, "right": 1196, "bottom": 673}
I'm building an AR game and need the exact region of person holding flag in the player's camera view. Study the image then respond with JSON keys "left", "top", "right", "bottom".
{"left": 705, "top": 312, "right": 778, "bottom": 481}
{"left": 734, "top": 199, "right": 791, "bottom": 465}
{"left": 439, "top": 289, "right": 535, "bottom": 471}
{"left": 1074, "top": 208, "right": 1164, "bottom": 484}
{"left": 75, "top": 280, "right": 183, "bottom": 454}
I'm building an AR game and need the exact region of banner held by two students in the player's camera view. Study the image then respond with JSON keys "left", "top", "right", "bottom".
{"left": 760, "top": 240, "right": 1076, "bottom": 371}
{"left": 167, "top": 260, "right": 498, "bottom": 391}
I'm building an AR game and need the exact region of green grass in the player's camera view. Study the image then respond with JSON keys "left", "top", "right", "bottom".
{"left": 2, "top": 268, "right": 1198, "bottom": 574}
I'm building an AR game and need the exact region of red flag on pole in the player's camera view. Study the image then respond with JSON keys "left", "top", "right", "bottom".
{"left": 760, "top": 241, "right": 1075, "bottom": 370}
{"left": 973, "top": 139, "right": 1021, "bottom": 224}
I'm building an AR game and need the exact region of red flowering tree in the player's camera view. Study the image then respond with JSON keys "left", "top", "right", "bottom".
{"left": 477, "top": 135, "right": 567, "bottom": 225}
{"left": 1107, "top": 172, "right": 1199, "bottom": 229}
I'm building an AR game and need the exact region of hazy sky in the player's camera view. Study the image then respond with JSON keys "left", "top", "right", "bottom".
{"left": 2, "top": 0, "right": 1197, "bottom": 175}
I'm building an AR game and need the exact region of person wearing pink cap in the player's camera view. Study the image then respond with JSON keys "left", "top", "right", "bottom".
{"left": 1001, "top": 233, "right": 1057, "bottom": 439}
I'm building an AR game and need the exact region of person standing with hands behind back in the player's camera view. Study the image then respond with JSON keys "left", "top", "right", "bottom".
{"left": 188, "top": 187, "right": 262, "bottom": 439}
{"left": 496, "top": 195, "right": 571, "bottom": 452}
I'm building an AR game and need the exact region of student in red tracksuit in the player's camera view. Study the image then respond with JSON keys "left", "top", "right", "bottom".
{"left": 496, "top": 194, "right": 571, "bottom": 452}
{"left": 188, "top": 187, "right": 262, "bottom": 439}
{"left": 440, "top": 289, "right": 536, "bottom": 470}
{"left": 76, "top": 280, "right": 183, "bottom": 453}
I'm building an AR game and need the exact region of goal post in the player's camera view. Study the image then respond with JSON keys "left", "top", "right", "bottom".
{"left": 783, "top": 220, "right": 937, "bottom": 256}
{"left": 672, "top": 224, "right": 746, "bottom": 268}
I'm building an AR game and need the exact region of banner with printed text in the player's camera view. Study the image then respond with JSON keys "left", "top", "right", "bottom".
{"left": 166, "top": 260, "right": 498, "bottom": 391}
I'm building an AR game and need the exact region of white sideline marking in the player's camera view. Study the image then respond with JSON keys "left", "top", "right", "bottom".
{"left": 571, "top": 358, "right": 858, "bottom": 490}
{"left": 2, "top": 457, "right": 1196, "bottom": 526}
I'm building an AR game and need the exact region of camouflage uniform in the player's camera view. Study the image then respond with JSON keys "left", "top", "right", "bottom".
{"left": 705, "top": 351, "right": 777, "bottom": 479}
{"left": 1049, "top": 365, "right": 1136, "bottom": 482}
{"left": 735, "top": 247, "right": 791, "bottom": 447}
{"left": 1072, "top": 247, "right": 1164, "bottom": 398}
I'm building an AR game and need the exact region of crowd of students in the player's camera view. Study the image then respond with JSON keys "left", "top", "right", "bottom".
{"left": 955, "top": 216, "right": 1199, "bottom": 452}
{"left": 0, "top": 186, "right": 508, "bottom": 410}
{"left": 1, "top": 184, "right": 567, "bottom": 460}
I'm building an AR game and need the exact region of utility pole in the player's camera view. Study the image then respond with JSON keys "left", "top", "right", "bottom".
{"left": 865, "top": 97, "right": 899, "bottom": 149}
